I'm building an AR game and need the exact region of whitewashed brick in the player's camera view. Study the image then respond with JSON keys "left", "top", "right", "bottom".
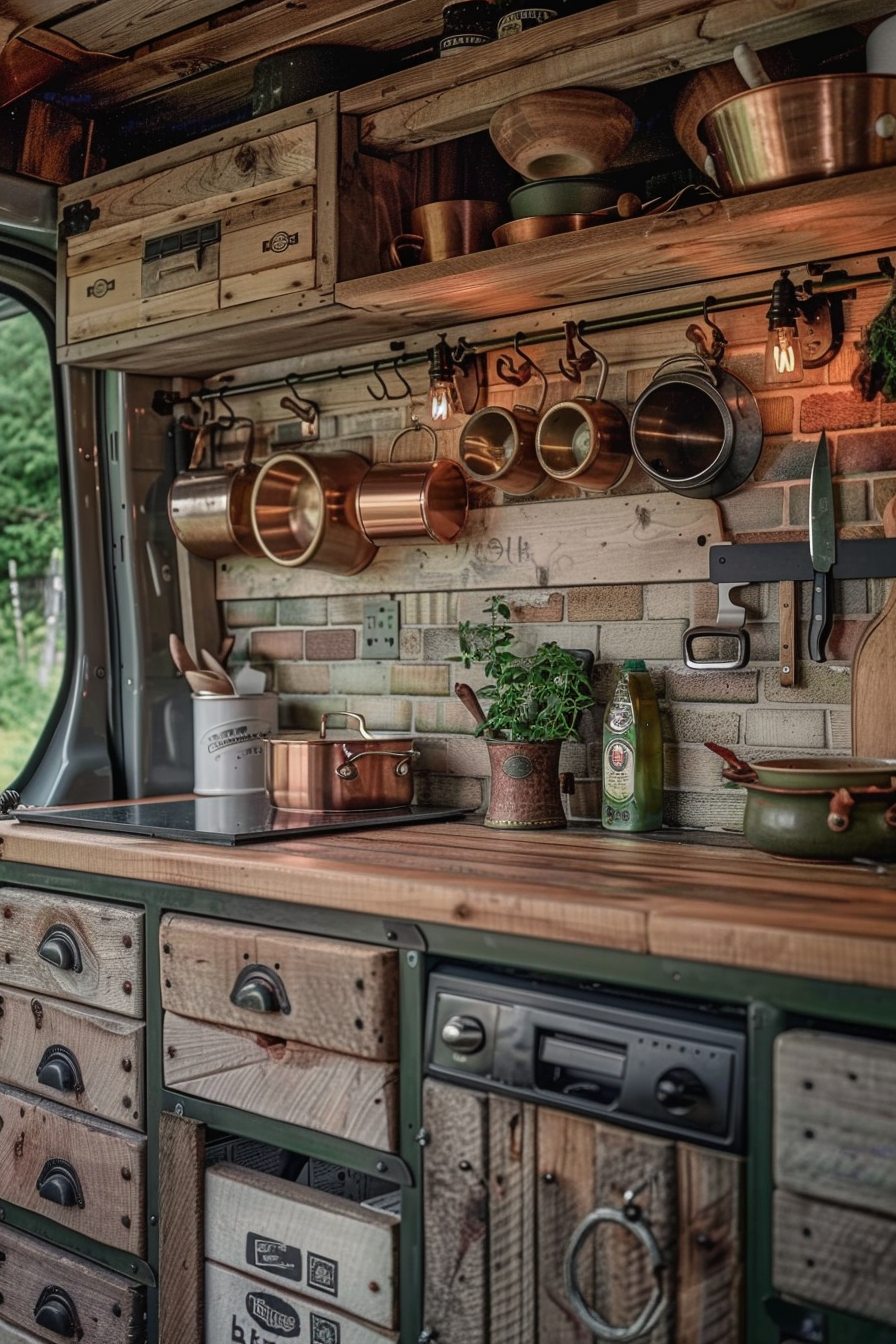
{"left": 744, "top": 709, "right": 826, "bottom": 748}
{"left": 415, "top": 699, "right": 479, "bottom": 735}
{"left": 599, "top": 621, "right": 686, "bottom": 661}
{"left": 400, "top": 628, "right": 423, "bottom": 659}
{"left": 761, "top": 664, "right": 851, "bottom": 704}
{"left": 447, "top": 737, "right": 490, "bottom": 776}
{"left": 402, "top": 592, "right": 458, "bottom": 625}
{"left": 643, "top": 584, "right": 690, "bottom": 619}
{"left": 391, "top": 664, "right": 451, "bottom": 696}
{"left": 663, "top": 788, "right": 747, "bottom": 831}
{"left": 414, "top": 774, "right": 484, "bottom": 809}
{"left": 330, "top": 663, "right": 390, "bottom": 695}
{"left": 666, "top": 667, "right": 759, "bottom": 703}
{"left": 664, "top": 744, "right": 729, "bottom": 790}
{"left": 344, "top": 697, "right": 413, "bottom": 731}
{"left": 665, "top": 708, "right": 741, "bottom": 744}
{"left": 828, "top": 708, "right": 851, "bottom": 751}
{"left": 327, "top": 595, "right": 366, "bottom": 624}
{"left": 278, "top": 696, "right": 347, "bottom": 728}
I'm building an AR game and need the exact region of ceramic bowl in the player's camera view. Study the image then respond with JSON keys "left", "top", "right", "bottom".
{"left": 508, "top": 175, "right": 618, "bottom": 219}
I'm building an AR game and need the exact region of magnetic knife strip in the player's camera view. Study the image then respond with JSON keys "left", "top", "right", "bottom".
{"left": 683, "top": 538, "right": 896, "bottom": 670}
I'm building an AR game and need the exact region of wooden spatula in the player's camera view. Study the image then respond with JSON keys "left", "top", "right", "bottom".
{"left": 852, "top": 496, "right": 896, "bottom": 757}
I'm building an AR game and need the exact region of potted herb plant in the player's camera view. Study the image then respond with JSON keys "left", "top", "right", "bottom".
{"left": 456, "top": 595, "right": 594, "bottom": 829}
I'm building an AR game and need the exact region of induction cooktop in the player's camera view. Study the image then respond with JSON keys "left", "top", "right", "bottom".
{"left": 12, "top": 795, "right": 470, "bottom": 846}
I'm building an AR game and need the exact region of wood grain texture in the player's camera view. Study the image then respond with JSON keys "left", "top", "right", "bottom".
{"left": 489, "top": 1096, "right": 536, "bottom": 1344}
{"left": 0, "top": 885, "right": 144, "bottom": 1016}
{"left": 206, "top": 1161, "right": 399, "bottom": 1327}
{"left": 536, "top": 1108, "right": 598, "bottom": 1344}
{"left": 773, "top": 1188, "right": 896, "bottom": 1328}
{"left": 0, "top": 1222, "right": 143, "bottom": 1344}
{"left": 676, "top": 1145, "right": 743, "bottom": 1344}
{"left": 0, "top": 985, "right": 145, "bottom": 1129}
{"left": 160, "top": 912, "right": 399, "bottom": 1059}
{"left": 0, "top": 1083, "right": 146, "bottom": 1254}
{"left": 422, "top": 1078, "right": 489, "bottom": 1343}
{"left": 778, "top": 580, "right": 796, "bottom": 688}
{"left": 592, "top": 1123, "right": 677, "bottom": 1344}
{"left": 205, "top": 1260, "right": 399, "bottom": 1344}
{"left": 159, "top": 1111, "right": 205, "bottom": 1344}
{"left": 219, "top": 493, "right": 724, "bottom": 599}
{"left": 163, "top": 1011, "right": 399, "bottom": 1149}
{"left": 774, "top": 1029, "right": 896, "bottom": 1216}
{"left": 852, "top": 495, "right": 896, "bottom": 756}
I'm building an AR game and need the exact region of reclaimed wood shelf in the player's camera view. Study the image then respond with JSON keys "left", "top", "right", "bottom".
{"left": 342, "top": 0, "right": 896, "bottom": 153}
{"left": 336, "top": 166, "right": 896, "bottom": 330}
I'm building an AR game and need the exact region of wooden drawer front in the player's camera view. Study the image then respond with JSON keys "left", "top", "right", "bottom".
{"left": 775, "top": 1029, "right": 896, "bottom": 1216}
{"left": 205, "top": 1261, "right": 398, "bottom": 1344}
{"left": 164, "top": 1012, "right": 399, "bottom": 1151}
{"left": 160, "top": 914, "right": 398, "bottom": 1059}
{"left": 0, "top": 887, "right": 143, "bottom": 1017}
{"left": 206, "top": 1162, "right": 398, "bottom": 1329}
{"left": 0, "top": 986, "right": 144, "bottom": 1130}
{"left": 0, "top": 1084, "right": 146, "bottom": 1256}
{"left": 141, "top": 231, "right": 220, "bottom": 300}
{"left": 219, "top": 187, "right": 316, "bottom": 308}
{"left": 0, "top": 1224, "right": 144, "bottom": 1344}
{"left": 76, "top": 120, "right": 317, "bottom": 235}
{"left": 774, "top": 1189, "right": 896, "bottom": 1328}
{"left": 66, "top": 252, "right": 141, "bottom": 343}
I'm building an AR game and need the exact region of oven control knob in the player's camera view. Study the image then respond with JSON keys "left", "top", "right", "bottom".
{"left": 441, "top": 1014, "right": 486, "bottom": 1054}
{"left": 655, "top": 1067, "right": 706, "bottom": 1115}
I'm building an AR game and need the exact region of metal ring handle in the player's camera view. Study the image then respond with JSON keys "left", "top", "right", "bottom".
{"left": 683, "top": 625, "right": 750, "bottom": 670}
{"left": 564, "top": 1206, "right": 666, "bottom": 1342}
{"left": 319, "top": 711, "right": 374, "bottom": 741}
{"left": 389, "top": 421, "right": 438, "bottom": 463}
{"left": 651, "top": 351, "right": 718, "bottom": 383}
{"left": 336, "top": 749, "right": 419, "bottom": 780}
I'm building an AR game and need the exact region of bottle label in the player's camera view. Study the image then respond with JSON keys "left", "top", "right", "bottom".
{"left": 603, "top": 739, "right": 635, "bottom": 803}
{"left": 607, "top": 702, "right": 633, "bottom": 733}
{"left": 497, "top": 8, "right": 557, "bottom": 36}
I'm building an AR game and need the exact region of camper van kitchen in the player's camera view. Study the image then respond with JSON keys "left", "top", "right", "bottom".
{"left": 1, "top": 3, "right": 896, "bottom": 1342}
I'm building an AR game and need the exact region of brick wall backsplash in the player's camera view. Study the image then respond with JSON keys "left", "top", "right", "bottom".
{"left": 215, "top": 271, "right": 896, "bottom": 832}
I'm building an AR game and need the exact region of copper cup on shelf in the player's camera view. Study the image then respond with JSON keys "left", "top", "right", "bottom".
{"left": 357, "top": 421, "right": 469, "bottom": 545}
{"left": 389, "top": 200, "right": 504, "bottom": 267}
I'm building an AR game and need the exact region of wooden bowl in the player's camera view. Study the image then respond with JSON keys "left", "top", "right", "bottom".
{"left": 673, "top": 62, "right": 749, "bottom": 170}
{"left": 489, "top": 88, "right": 636, "bottom": 180}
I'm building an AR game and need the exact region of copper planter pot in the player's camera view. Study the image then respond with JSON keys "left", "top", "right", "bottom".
{"left": 357, "top": 422, "right": 469, "bottom": 545}
{"left": 266, "top": 712, "right": 418, "bottom": 811}
{"left": 484, "top": 739, "right": 571, "bottom": 829}
{"left": 249, "top": 450, "right": 375, "bottom": 574}
{"left": 702, "top": 73, "right": 896, "bottom": 195}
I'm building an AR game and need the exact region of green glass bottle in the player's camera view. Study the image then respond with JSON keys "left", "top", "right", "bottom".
{"left": 602, "top": 659, "right": 663, "bottom": 832}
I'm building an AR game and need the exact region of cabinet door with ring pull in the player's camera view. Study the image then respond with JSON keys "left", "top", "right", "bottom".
{"left": 421, "top": 1080, "right": 743, "bottom": 1344}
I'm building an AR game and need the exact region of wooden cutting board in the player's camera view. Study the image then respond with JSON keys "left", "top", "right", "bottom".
{"left": 852, "top": 496, "right": 896, "bottom": 757}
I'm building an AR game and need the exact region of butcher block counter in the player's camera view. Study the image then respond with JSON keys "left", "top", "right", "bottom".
{"left": 2, "top": 813, "right": 895, "bottom": 989}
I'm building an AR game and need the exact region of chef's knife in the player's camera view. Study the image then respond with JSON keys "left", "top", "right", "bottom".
{"left": 808, "top": 430, "right": 836, "bottom": 662}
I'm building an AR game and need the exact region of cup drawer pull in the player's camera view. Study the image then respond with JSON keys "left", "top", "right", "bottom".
{"left": 36, "top": 1044, "right": 84, "bottom": 1095}
{"left": 230, "top": 964, "right": 291, "bottom": 1015}
{"left": 34, "top": 1285, "right": 82, "bottom": 1338}
{"left": 36, "top": 1158, "right": 85, "bottom": 1209}
{"left": 37, "top": 926, "right": 83, "bottom": 973}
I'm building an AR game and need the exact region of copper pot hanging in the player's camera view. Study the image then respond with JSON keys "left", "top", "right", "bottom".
{"left": 535, "top": 347, "right": 631, "bottom": 491}
{"left": 249, "top": 450, "right": 376, "bottom": 574}
{"left": 357, "top": 420, "right": 469, "bottom": 545}
{"left": 168, "top": 420, "right": 264, "bottom": 560}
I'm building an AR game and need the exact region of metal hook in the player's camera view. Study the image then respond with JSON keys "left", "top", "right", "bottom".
{"left": 280, "top": 375, "right": 319, "bottom": 425}
{"left": 390, "top": 357, "right": 413, "bottom": 400}
{"left": 496, "top": 330, "right": 534, "bottom": 387}
{"left": 366, "top": 359, "right": 412, "bottom": 402}
{"left": 366, "top": 361, "right": 389, "bottom": 401}
{"left": 702, "top": 295, "right": 728, "bottom": 362}
{"left": 559, "top": 320, "right": 598, "bottom": 383}
{"left": 211, "top": 381, "right": 240, "bottom": 428}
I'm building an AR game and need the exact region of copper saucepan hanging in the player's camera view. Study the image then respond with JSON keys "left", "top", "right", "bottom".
{"left": 357, "top": 419, "right": 469, "bottom": 545}
{"left": 535, "top": 343, "right": 631, "bottom": 491}
{"left": 458, "top": 335, "right": 548, "bottom": 496}
{"left": 249, "top": 450, "right": 376, "bottom": 574}
{"left": 167, "top": 419, "right": 264, "bottom": 560}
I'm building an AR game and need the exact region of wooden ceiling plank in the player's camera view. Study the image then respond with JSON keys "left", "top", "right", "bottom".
{"left": 55, "top": 0, "right": 441, "bottom": 99}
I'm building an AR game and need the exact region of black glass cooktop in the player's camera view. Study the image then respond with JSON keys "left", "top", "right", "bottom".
{"left": 13, "top": 796, "right": 470, "bottom": 846}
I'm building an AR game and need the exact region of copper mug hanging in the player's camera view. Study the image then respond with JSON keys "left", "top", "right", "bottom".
{"left": 458, "top": 335, "right": 548, "bottom": 497}
{"left": 357, "top": 420, "right": 469, "bottom": 545}
{"left": 167, "top": 419, "right": 264, "bottom": 560}
{"left": 535, "top": 346, "right": 632, "bottom": 491}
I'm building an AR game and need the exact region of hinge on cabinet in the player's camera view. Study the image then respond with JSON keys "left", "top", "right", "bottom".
{"left": 59, "top": 199, "right": 100, "bottom": 239}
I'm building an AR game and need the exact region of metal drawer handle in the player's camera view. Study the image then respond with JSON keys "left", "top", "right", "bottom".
{"left": 36, "top": 1045, "right": 84, "bottom": 1096}
{"left": 564, "top": 1185, "right": 666, "bottom": 1341}
{"left": 37, "top": 926, "right": 83, "bottom": 973}
{"left": 34, "top": 1285, "right": 82, "bottom": 1338}
{"left": 230, "top": 964, "right": 291, "bottom": 1015}
{"left": 37, "top": 1158, "right": 85, "bottom": 1209}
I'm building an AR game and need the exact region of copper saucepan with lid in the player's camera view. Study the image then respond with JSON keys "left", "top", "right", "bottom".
{"left": 266, "top": 711, "right": 419, "bottom": 811}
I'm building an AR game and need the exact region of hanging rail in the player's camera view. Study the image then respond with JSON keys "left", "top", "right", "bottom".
{"left": 184, "top": 260, "right": 890, "bottom": 406}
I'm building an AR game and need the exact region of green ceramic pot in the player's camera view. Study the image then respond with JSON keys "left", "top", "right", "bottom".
{"left": 739, "top": 779, "right": 896, "bottom": 861}
{"left": 508, "top": 176, "right": 618, "bottom": 219}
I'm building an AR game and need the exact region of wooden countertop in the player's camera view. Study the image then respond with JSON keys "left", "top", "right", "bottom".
{"left": 2, "top": 816, "right": 895, "bottom": 990}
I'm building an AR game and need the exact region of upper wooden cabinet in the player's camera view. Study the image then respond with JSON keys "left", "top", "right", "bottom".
{"left": 53, "top": 0, "right": 896, "bottom": 376}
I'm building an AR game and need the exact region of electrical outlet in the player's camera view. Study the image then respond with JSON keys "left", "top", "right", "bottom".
{"left": 362, "top": 599, "right": 400, "bottom": 659}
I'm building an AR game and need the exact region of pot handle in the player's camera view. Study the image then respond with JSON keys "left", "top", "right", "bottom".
{"left": 577, "top": 347, "right": 610, "bottom": 403}
{"left": 705, "top": 741, "right": 756, "bottom": 781}
{"left": 827, "top": 787, "right": 856, "bottom": 832}
{"left": 389, "top": 233, "right": 423, "bottom": 269}
{"left": 388, "top": 418, "right": 439, "bottom": 463}
{"left": 336, "top": 749, "right": 420, "bottom": 780}
{"left": 651, "top": 352, "right": 719, "bottom": 385}
{"left": 320, "top": 711, "right": 374, "bottom": 741}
